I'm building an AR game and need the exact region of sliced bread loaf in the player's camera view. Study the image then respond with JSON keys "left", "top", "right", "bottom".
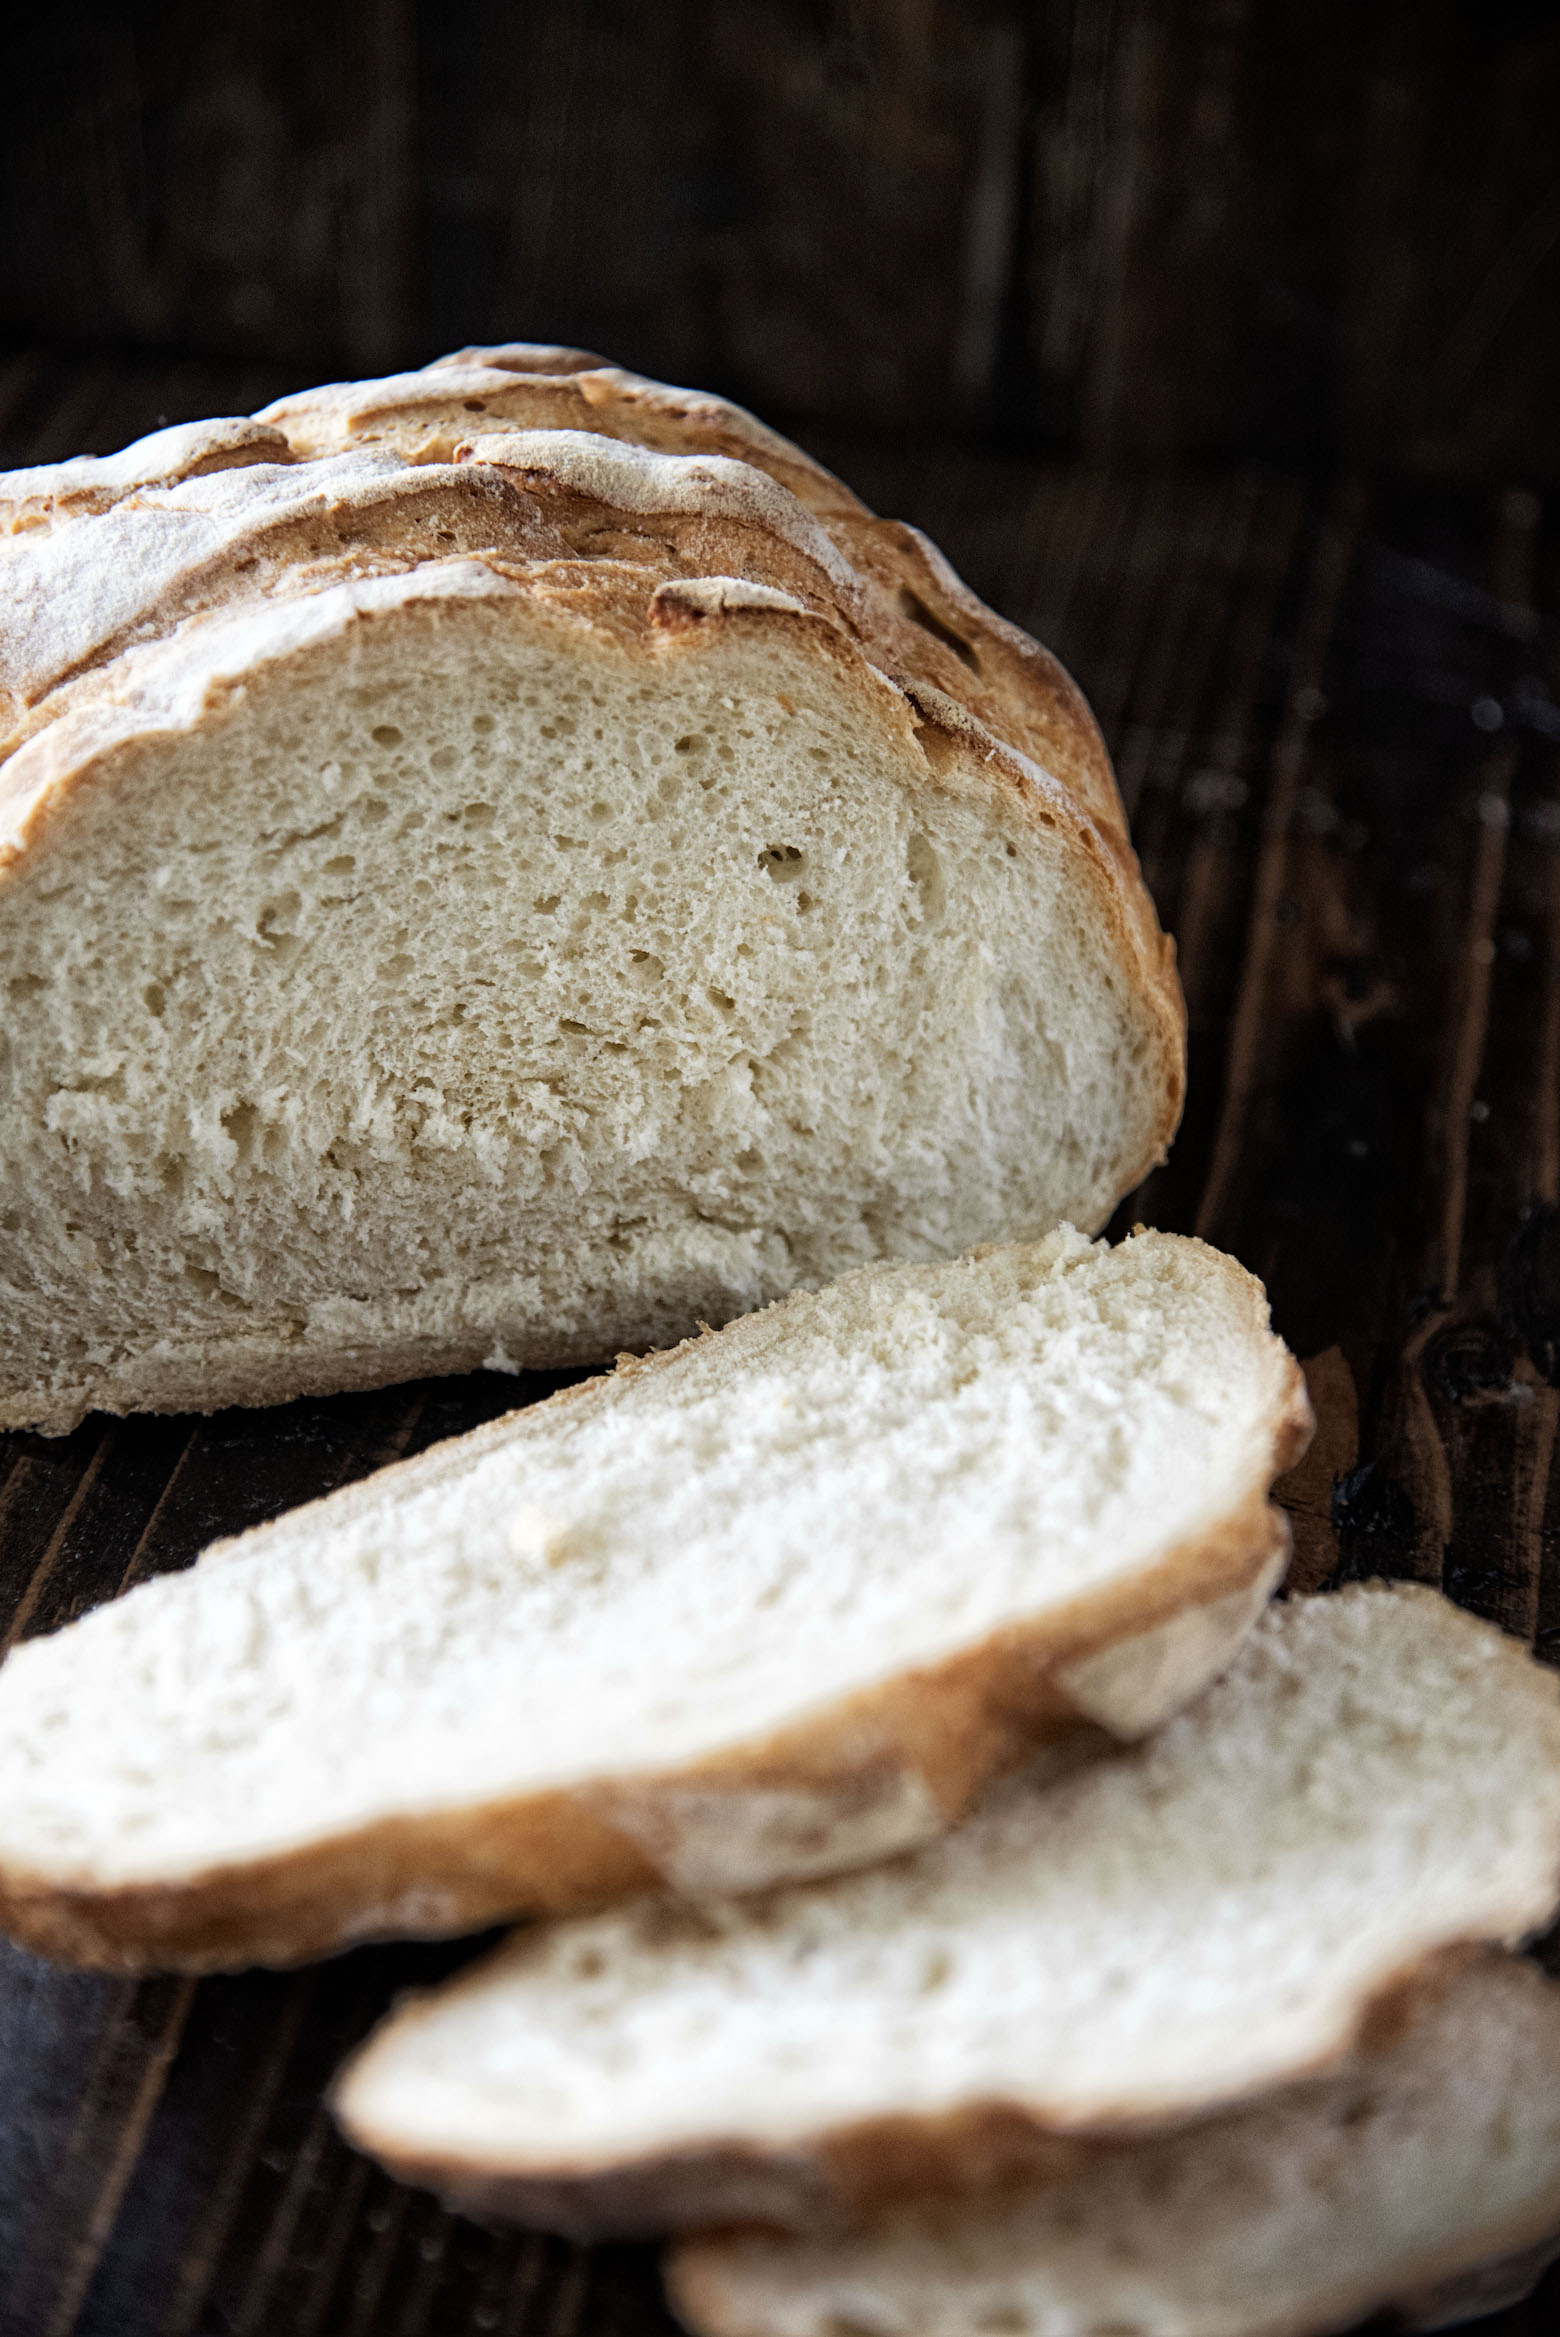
{"left": 0, "top": 344, "right": 1182, "bottom": 1434}
{"left": 0, "top": 1229, "right": 1304, "bottom": 1970}
{"left": 331, "top": 1583, "right": 1560, "bottom": 2238}
{"left": 667, "top": 1952, "right": 1560, "bottom": 2337}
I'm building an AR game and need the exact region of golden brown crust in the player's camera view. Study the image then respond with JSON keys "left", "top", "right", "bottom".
{"left": 256, "top": 351, "right": 868, "bottom": 516}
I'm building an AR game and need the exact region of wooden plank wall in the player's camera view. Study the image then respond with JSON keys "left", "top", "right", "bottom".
{"left": 4, "top": 0, "right": 1560, "bottom": 474}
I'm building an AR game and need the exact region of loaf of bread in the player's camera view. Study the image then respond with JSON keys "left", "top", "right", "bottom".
{"left": 0, "top": 1229, "right": 1304, "bottom": 1970}
{"left": 667, "top": 1954, "right": 1560, "bottom": 2337}
{"left": 0, "top": 346, "right": 1182, "bottom": 1433}
{"left": 331, "top": 1583, "right": 1560, "bottom": 2238}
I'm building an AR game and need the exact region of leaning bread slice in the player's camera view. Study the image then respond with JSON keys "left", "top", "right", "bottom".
{"left": 0, "top": 343, "right": 1183, "bottom": 1436}
{"left": 0, "top": 1229, "right": 1303, "bottom": 1971}
{"left": 667, "top": 1953, "right": 1560, "bottom": 2337}
{"left": 332, "top": 1583, "right": 1560, "bottom": 2238}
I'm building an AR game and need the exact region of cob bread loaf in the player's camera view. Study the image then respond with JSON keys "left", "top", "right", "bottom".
{"left": 0, "top": 346, "right": 1182, "bottom": 1434}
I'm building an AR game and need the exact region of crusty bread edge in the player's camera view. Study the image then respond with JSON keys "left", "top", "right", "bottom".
{"left": 0, "top": 1269, "right": 1310, "bottom": 1971}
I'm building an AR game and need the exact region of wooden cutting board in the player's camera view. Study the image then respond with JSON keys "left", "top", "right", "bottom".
{"left": 3, "top": 355, "right": 1558, "bottom": 2336}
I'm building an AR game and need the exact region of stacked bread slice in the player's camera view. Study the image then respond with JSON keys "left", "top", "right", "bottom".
{"left": 0, "top": 1227, "right": 1303, "bottom": 1969}
{"left": 333, "top": 1583, "right": 1560, "bottom": 2262}
{"left": 3, "top": 1217, "right": 1559, "bottom": 2328}
{"left": 667, "top": 1954, "right": 1560, "bottom": 2337}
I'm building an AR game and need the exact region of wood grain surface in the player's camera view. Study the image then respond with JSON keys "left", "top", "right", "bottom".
{"left": 3, "top": 354, "right": 1560, "bottom": 2334}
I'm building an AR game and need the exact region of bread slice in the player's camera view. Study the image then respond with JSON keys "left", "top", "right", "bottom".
{"left": 0, "top": 1228, "right": 1304, "bottom": 1971}
{"left": 0, "top": 343, "right": 1183, "bottom": 1435}
{"left": 330, "top": 1583, "right": 1560, "bottom": 2239}
{"left": 667, "top": 1953, "right": 1560, "bottom": 2337}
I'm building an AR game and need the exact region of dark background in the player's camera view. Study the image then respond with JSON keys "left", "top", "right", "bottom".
{"left": 8, "top": 8, "right": 1560, "bottom": 2335}
{"left": 4, "top": 0, "right": 1560, "bottom": 477}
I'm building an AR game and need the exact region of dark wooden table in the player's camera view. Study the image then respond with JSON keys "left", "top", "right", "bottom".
{"left": 3, "top": 353, "right": 1559, "bottom": 2335}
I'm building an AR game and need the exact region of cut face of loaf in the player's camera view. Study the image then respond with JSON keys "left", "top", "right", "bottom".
{"left": 0, "top": 347, "right": 1183, "bottom": 1435}
{"left": 667, "top": 1954, "right": 1560, "bottom": 2337}
{"left": 0, "top": 1230, "right": 1306, "bottom": 1970}
{"left": 331, "top": 1584, "right": 1560, "bottom": 2239}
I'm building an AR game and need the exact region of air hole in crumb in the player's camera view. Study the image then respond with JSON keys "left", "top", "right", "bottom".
{"left": 430, "top": 747, "right": 456, "bottom": 773}
{"left": 257, "top": 892, "right": 301, "bottom": 943}
{"left": 371, "top": 724, "right": 403, "bottom": 747}
{"left": 462, "top": 398, "right": 487, "bottom": 413}
{"left": 464, "top": 802, "right": 496, "bottom": 827}
{"left": 907, "top": 831, "right": 945, "bottom": 923}
{"left": 143, "top": 982, "right": 166, "bottom": 1018}
{"left": 221, "top": 1101, "right": 260, "bottom": 1160}
{"left": 759, "top": 844, "right": 805, "bottom": 881}
{"left": 708, "top": 987, "right": 735, "bottom": 1011}
{"left": 589, "top": 801, "right": 613, "bottom": 823}
{"left": 323, "top": 854, "right": 356, "bottom": 877}
{"left": 360, "top": 795, "right": 390, "bottom": 823}
{"left": 897, "top": 585, "right": 981, "bottom": 670}
{"left": 473, "top": 713, "right": 495, "bottom": 734}
{"left": 675, "top": 733, "right": 707, "bottom": 755}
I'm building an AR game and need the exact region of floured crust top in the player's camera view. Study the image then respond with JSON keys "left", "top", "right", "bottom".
{"left": 0, "top": 345, "right": 1182, "bottom": 1112}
